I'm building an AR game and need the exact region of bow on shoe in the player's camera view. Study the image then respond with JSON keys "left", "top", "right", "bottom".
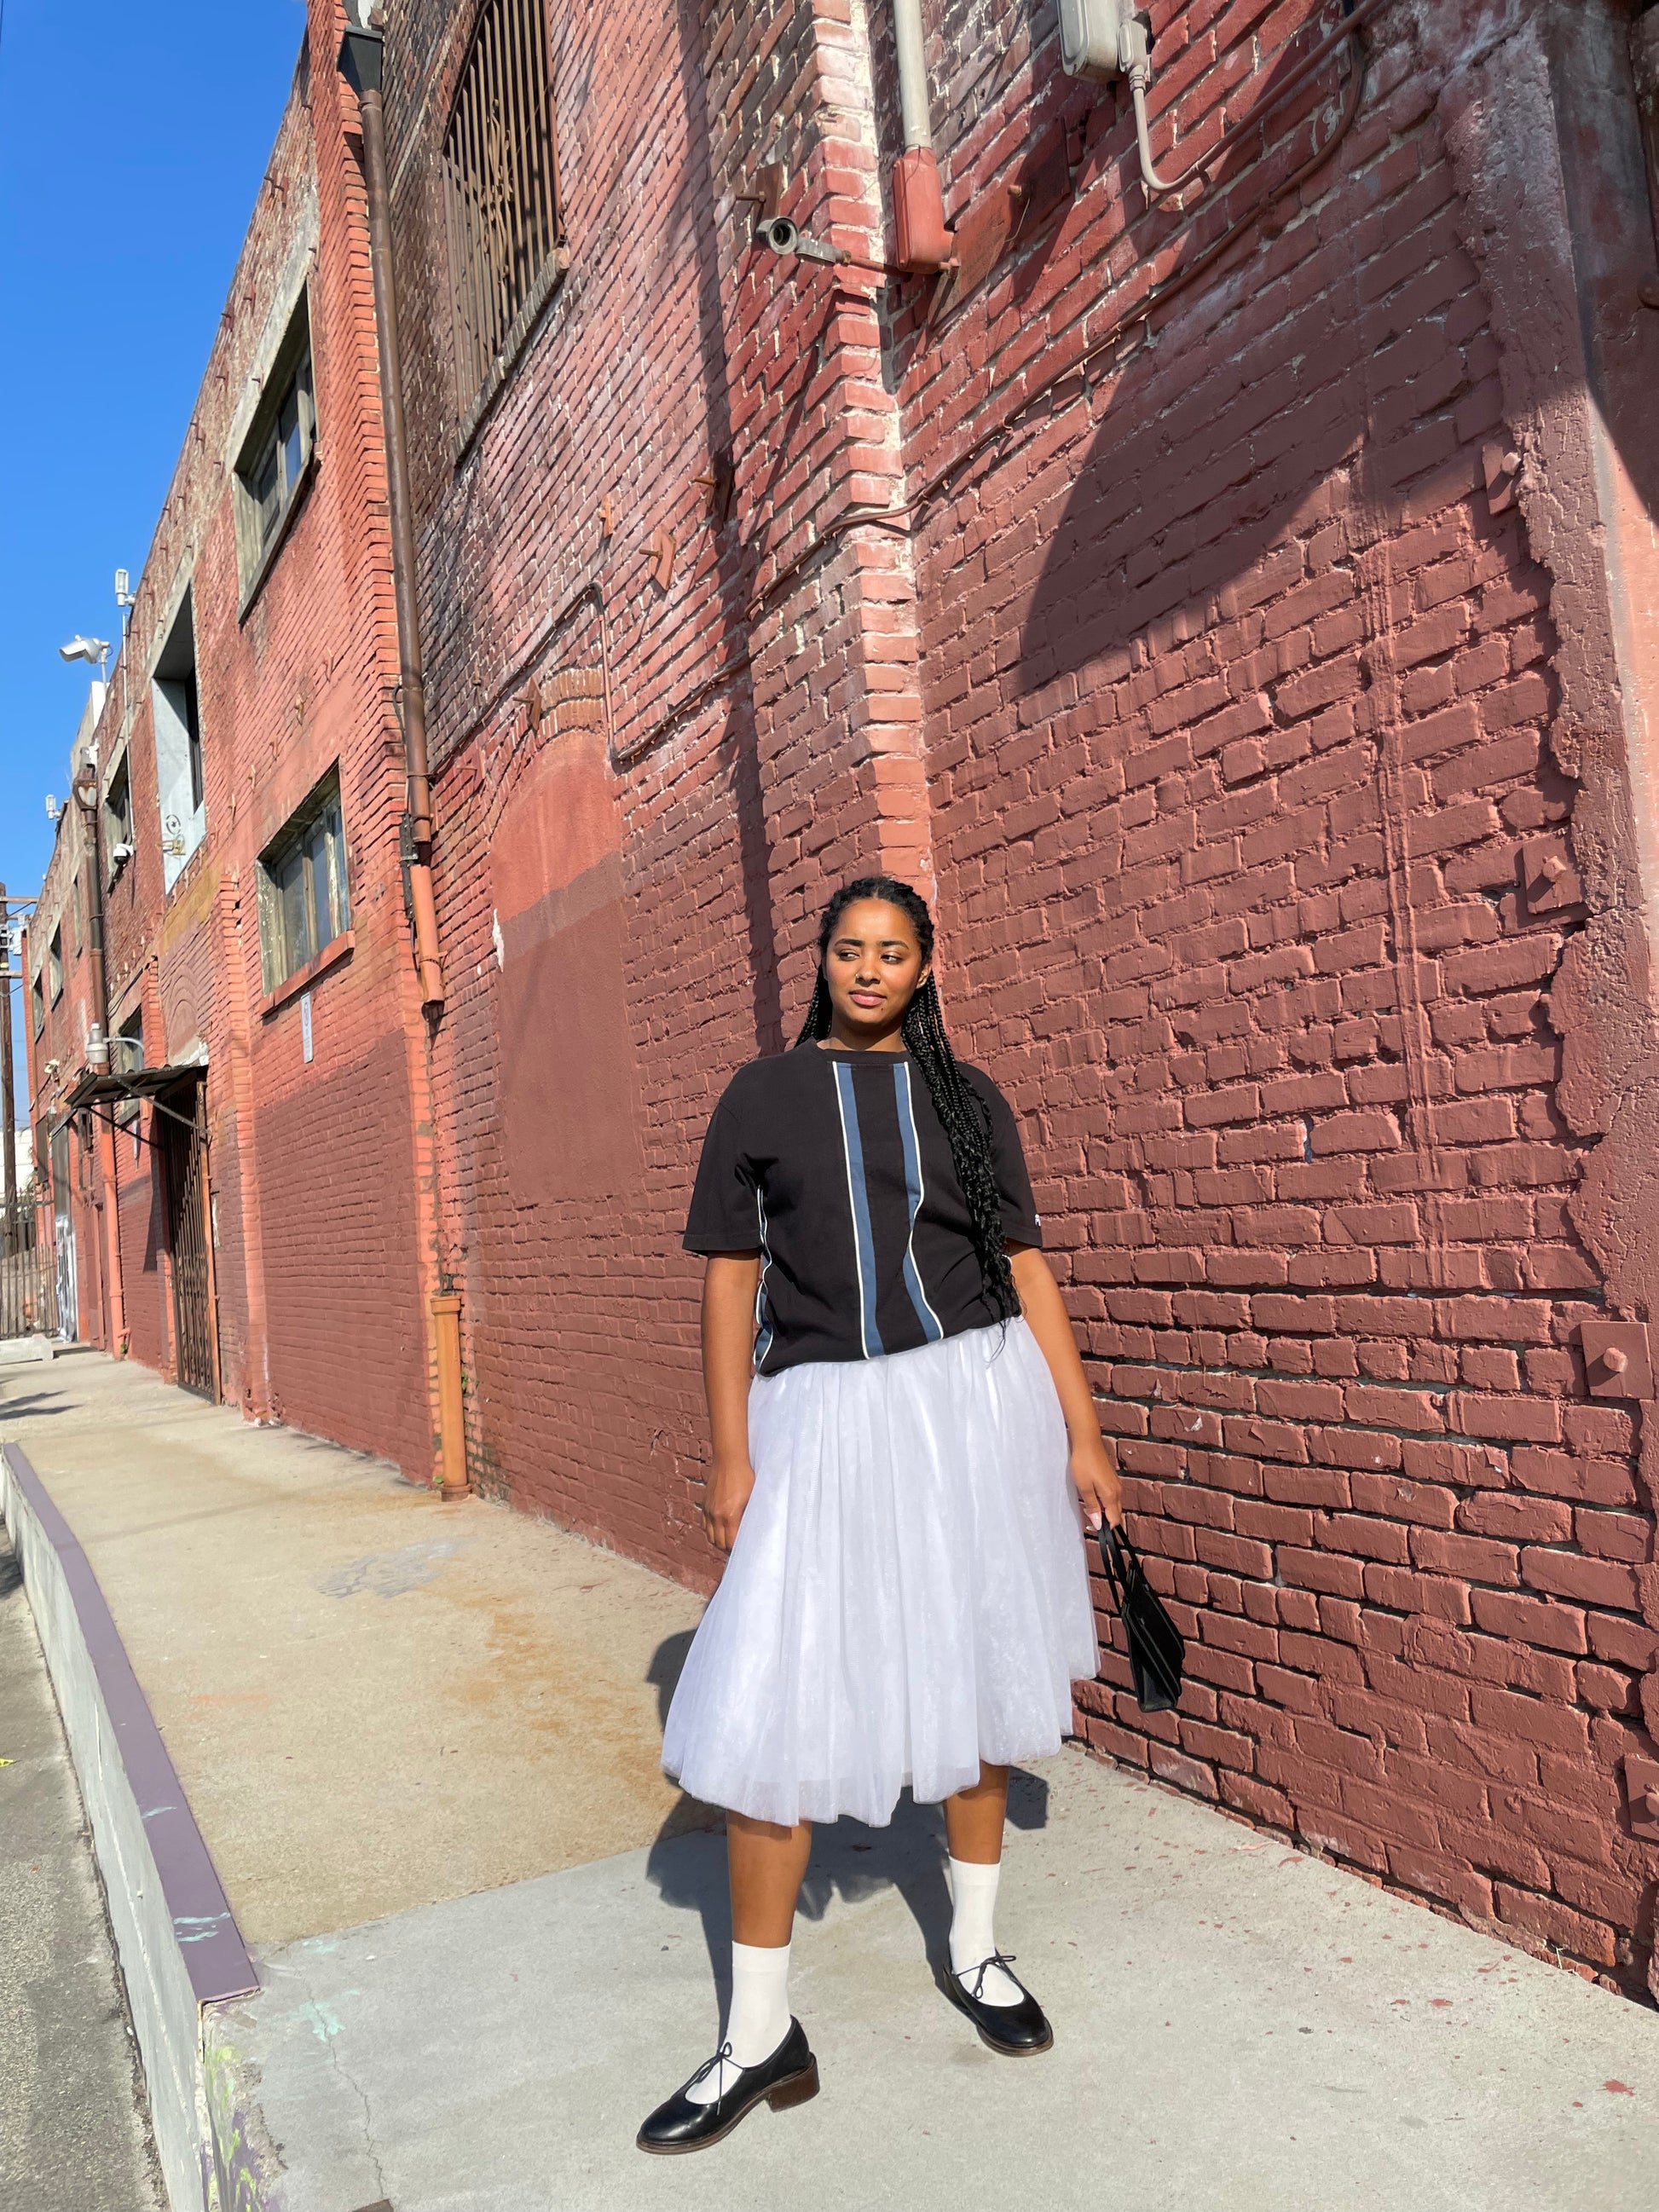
{"left": 962, "top": 1951, "right": 1020, "bottom": 2001}
{"left": 686, "top": 2040, "right": 738, "bottom": 2099}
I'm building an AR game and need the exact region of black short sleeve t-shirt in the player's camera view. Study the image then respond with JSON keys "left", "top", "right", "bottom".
{"left": 684, "top": 1045, "right": 1042, "bottom": 1374}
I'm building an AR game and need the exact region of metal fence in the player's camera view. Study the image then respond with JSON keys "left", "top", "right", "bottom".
{"left": 1, "top": 1192, "right": 60, "bottom": 1342}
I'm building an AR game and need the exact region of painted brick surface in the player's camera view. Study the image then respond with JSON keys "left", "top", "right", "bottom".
{"left": 26, "top": 0, "right": 1659, "bottom": 1999}
{"left": 900, "top": 0, "right": 1658, "bottom": 1995}
{"left": 380, "top": 0, "right": 1659, "bottom": 1995}
{"left": 31, "top": 14, "right": 443, "bottom": 1470}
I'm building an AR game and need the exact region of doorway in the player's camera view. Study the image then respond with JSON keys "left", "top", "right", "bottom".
{"left": 49, "top": 1124, "right": 77, "bottom": 1342}
{"left": 158, "top": 1086, "right": 217, "bottom": 1399}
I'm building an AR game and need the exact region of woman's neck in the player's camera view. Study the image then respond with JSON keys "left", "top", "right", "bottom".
{"left": 818, "top": 1022, "right": 907, "bottom": 1054}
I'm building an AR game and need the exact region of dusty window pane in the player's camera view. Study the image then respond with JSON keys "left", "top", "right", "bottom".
{"left": 279, "top": 846, "right": 310, "bottom": 973}
{"left": 257, "top": 769, "right": 349, "bottom": 992}
{"left": 236, "top": 309, "right": 314, "bottom": 586}
{"left": 278, "top": 385, "right": 303, "bottom": 498}
{"left": 308, "top": 820, "right": 333, "bottom": 955}
{"left": 252, "top": 439, "right": 281, "bottom": 549}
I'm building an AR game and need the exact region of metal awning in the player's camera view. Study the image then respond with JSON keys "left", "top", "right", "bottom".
{"left": 57, "top": 1062, "right": 205, "bottom": 1139}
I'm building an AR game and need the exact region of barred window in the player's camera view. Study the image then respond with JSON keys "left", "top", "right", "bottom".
{"left": 442, "top": 0, "right": 564, "bottom": 420}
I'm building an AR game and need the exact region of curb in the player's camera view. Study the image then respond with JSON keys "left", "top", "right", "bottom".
{"left": 0, "top": 1441, "right": 262, "bottom": 2212}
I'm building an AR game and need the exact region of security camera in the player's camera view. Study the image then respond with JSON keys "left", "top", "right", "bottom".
{"left": 111, "top": 842, "right": 136, "bottom": 868}
{"left": 754, "top": 214, "right": 844, "bottom": 265}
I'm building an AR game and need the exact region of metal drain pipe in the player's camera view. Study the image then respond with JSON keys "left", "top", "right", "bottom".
{"left": 891, "top": 0, "right": 951, "bottom": 271}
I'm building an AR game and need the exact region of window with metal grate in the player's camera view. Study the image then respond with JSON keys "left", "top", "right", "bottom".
{"left": 442, "top": 0, "right": 564, "bottom": 420}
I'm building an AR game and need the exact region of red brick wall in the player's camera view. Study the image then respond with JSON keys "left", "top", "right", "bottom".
{"left": 37, "top": 0, "right": 1643, "bottom": 1993}
{"left": 895, "top": 0, "right": 1656, "bottom": 1990}
{"left": 76, "top": 9, "right": 440, "bottom": 1474}
{"left": 382, "top": 0, "right": 765, "bottom": 1563}
{"left": 380, "top": 0, "right": 1659, "bottom": 1990}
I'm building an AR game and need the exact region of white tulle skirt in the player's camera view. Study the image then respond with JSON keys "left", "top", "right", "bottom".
{"left": 662, "top": 1319, "right": 1099, "bottom": 1828}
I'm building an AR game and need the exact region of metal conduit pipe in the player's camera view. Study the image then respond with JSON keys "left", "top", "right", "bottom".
{"left": 338, "top": 25, "right": 445, "bottom": 1016}
{"left": 891, "top": 0, "right": 951, "bottom": 272}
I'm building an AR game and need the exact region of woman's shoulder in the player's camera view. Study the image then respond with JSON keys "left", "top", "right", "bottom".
{"left": 711, "top": 1048, "right": 821, "bottom": 1111}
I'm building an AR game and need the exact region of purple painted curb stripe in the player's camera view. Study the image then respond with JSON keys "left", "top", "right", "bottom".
{"left": 2, "top": 1441, "right": 258, "bottom": 2007}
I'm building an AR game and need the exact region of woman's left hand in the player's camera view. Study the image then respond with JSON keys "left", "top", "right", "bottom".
{"left": 1070, "top": 1432, "right": 1123, "bottom": 1533}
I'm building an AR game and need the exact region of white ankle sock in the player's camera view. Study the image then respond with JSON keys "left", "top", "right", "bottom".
{"left": 948, "top": 1856, "right": 1022, "bottom": 2006}
{"left": 686, "top": 1939, "right": 793, "bottom": 2102}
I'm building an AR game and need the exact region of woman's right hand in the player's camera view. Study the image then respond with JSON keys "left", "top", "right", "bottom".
{"left": 701, "top": 1455, "right": 756, "bottom": 1553}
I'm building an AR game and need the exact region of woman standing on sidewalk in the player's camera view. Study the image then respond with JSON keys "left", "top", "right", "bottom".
{"left": 638, "top": 876, "right": 1120, "bottom": 2154}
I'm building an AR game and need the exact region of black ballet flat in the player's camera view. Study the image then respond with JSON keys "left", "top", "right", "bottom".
{"left": 940, "top": 1953, "right": 1054, "bottom": 2057}
{"left": 636, "top": 2018, "right": 820, "bottom": 2153}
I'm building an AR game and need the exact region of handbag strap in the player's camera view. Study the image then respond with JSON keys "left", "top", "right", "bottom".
{"left": 1096, "top": 1519, "right": 1139, "bottom": 1604}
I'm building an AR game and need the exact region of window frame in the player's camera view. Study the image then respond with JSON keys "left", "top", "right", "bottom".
{"left": 154, "top": 586, "right": 208, "bottom": 892}
{"left": 256, "top": 766, "right": 352, "bottom": 1000}
{"left": 234, "top": 296, "right": 318, "bottom": 616}
{"left": 31, "top": 971, "right": 44, "bottom": 1039}
{"left": 442, "top": 0, "right": 567, "bottom": 449}
{"left": 48, "top": 927, "right": 63, "bottom": 1006}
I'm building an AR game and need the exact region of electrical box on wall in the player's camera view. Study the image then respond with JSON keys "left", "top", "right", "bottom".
{"left": 1060, "top": 0, "right": 1124, "bottom": 81}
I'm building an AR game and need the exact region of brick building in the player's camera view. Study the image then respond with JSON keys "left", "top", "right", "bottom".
{"left": 23, "top": 682, "right": 113, "bottom": 1348}
{"left": 26, "top": 25, "right": 451, "bottom": 1471}
{"left": 378, "top": 0, "right": 1659, "bottom": 1995}
{"left": 28, "top": 0, "right": 1659, "bottom": 1996}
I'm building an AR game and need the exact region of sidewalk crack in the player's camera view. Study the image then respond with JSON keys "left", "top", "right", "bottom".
{"left": 292, "top": 1967, "right": 387, "bottom": 2203}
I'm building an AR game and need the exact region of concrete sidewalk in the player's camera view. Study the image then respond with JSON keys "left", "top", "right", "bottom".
{"left": 0, "top": 1353, "right": 712, "bottom": 1947}
{"left": 4, "top": 1354, "right": 1657, "bottom": 2211}
{"left": 212, "top": 1756, "right": 1658, "bottom": 2212}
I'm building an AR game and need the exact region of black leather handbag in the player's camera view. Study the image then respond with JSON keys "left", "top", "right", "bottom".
{"left": 1096, "top": 1523, "right": 1185, "bottom": 1713}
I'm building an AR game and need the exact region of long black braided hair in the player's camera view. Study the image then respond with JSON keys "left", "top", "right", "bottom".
{"left": 794, "top": 876, "right": 1020, "bottom": 1324}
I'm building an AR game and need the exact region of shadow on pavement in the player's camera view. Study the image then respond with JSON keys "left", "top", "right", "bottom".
{"left": 0, "top": 1391, "right": 72, "bottom": 1416}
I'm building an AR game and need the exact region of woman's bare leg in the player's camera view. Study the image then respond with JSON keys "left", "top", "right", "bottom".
{"left": 944, "top": 1762, "right": 1009, "bottom": 1863}
{"left": 728, "top": 1811, "right": 813, "bottom": 1945}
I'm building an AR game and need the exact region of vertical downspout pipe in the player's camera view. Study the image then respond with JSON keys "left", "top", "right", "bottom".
{"left": 339, "top": 26, "right": 468, "bottom": 1499}
{"left": 891, "top": 0, "right": 951, "bottom": 272}
{"left": 338, "top": 26, "right": 445, "bottom": 1015}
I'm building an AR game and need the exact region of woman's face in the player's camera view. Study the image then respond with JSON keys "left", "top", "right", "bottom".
{"left": 823, "top": 899, "right": 929, "bottom": 1042}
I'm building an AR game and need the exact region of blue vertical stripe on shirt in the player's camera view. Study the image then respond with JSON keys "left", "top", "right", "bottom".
{"left": 832, "top": 1060, "right": 884, "bottom": 1359}
{"left": 893, "top": 1063, "right": 945, "bottom": 1343}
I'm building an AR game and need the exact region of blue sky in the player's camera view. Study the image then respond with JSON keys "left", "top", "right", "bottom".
{"left": 0, "top": 0, "right": 308, "bottom": 1122}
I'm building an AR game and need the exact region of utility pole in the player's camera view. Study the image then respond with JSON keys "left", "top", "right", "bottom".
{"left": 0, "top": 881, "right": 15, "bottom": 1215}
